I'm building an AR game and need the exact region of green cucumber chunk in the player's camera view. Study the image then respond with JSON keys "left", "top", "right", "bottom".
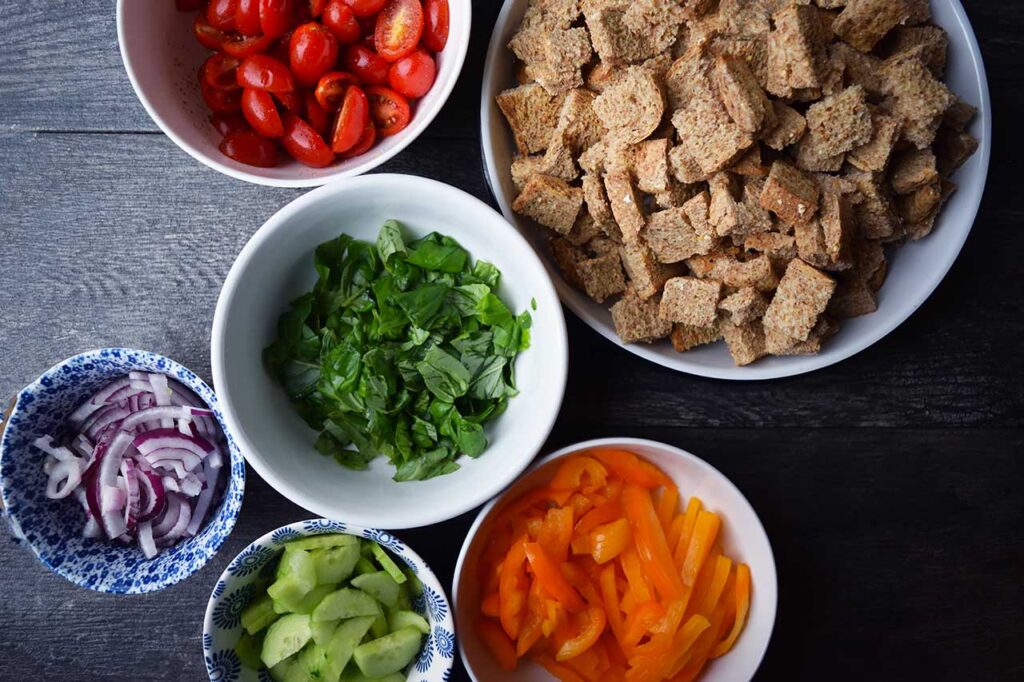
{"left": 387, "top": 610, "right": 429, "bottom": 635}
{"left": 354, "top": 557, "right": 377, "bottom": 576}
{"left": 311, "top": 618, "right": 340, "bottom": 647}
{"left": 402, "top": 568, "right": 422, "bottom": 597}
{"left": 393, "top": 583, "right": 412, "bottom": 612}
{"left": 324, "top": 615, "right": 376, "bottom": 681}
{"left": 314, "top": 544, "right": 361, "bottom": 585}
{"left": 234, "top": 631, "right": 264, "bottom": 670}
{"left": 242, "top": 593, "right": 280, "bottom": 635}
{"left": 277, "top": 548, "right": 318, "bottom": 584}
{"left": 269, "top": 660, "right": 295, "bottom": 682}
{"left": 350, "top": 571, "right": 401, "bottom": 609}
{"left": 312, "top": 588, "right": 381, "bottom": 622}
{"left": 369, "top": 612, "right": 389, "bottom": 639}
{"left": 262, "top": 613, "right": 313, "bottom": 669}
{"left": 299, "top": 642, "right": 330, "bottom": 680}
{"left": 369, "top": 544, "right": 407, "bottom": 584}
{"left": 287, "top": 533, "right": 359, "bottom": 551}
{"left": 275, "top": 583, "right": 338, "bottom": 615}
{"left": 352, "top": 627, "right": 424, "bottom": 678}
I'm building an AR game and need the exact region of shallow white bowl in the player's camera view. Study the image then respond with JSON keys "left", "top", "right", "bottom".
{"left": 117, "top": 0, "right": 470, "bottom": 187}
{"left": 211, "top": 174, "right": 568, "bottom": 529}
{"left": 454, "top": 438, "right": 778, "bottom": 682}
{"left": 480, "top": 0, "right": 991, "bottom": 379}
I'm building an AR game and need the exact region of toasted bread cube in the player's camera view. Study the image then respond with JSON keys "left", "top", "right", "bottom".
{"left": 511, "top": 155, "right": 546, "bottom": 190}
{"left": 497, "top": 84, "right": 567, "bottom": 155}
{"left": 593, "top": 67, "right": 665, "bottom": 144}
{"left": 586, "top": 6, "right": 656, "bottom": 65}
{"left": 721, "top": 320, "right": 767, "bottom": 366}
{"left": 566, "top": 211, "right": 605, "bottom": 246}
{"left": 682, "top": 190, "right": 714, "bottom": 240}
{"left": 551, "top": 89, "right": 606, "bottom": 155}
{"left": 621, "top": 240, "right": 678, "bottom": 298}
{"left": 659, "top": 276, "right": 722, "bottom": 325}
{"left": 741, "top": 232, "right": 798, "bottom": 261}
{"left": 832, "top": 0, "right": 909, "bottom": 52}
{"left": 766, "top": 4, "right": 829, "bottom": 96}
{"left": 760, "top": 161, "right": 821, "bottom": 225}
{"left": 670, "top": 322, "right": 722, "bottom": 352}
{"left": 578, "top": 140, "right": 608, "bottom": 175}
{"left": 903, "top": 0, "right": 930, "bottom": 23}
{"left": 644, "top": 207, "right": 714, "bottom": 263}
{"left": 604, "top": 171, "right": 646, "bottom": 243}
{"left": 671, "top": 91, "right": 754, "bottom": 175}
{"left": 709, "top": 172, "right": 741, "bottom": 237}
{"left": 762, "top": 258, "right": 837, "bottom": 344}
{"left": 828, "top": 278, "right": 878, "bottom": 318}
{"left": 577, "top": 253, "right": 628, "bottom": 303}
{"left": 611, "top": 289, "right": 673, "bottom": 343}
{"left": 549, "top": 236, "right": 587, "bottom": 288}
{"left": 848, "top": 171, "right": 900, "bottom": 239}
{"left": 668, "top": 144, "right": 707, "bottom": 184}
{"left": 944, "top": 96, "right": 977, "bottom": 132}
{"left": 713, "top": 56, "right": 774, "bottom": 135}
{"left": 829, "top": 42, "right": 885, "bottom": 97}
{"left": 623, "top": 0, "right": 686, "bottom": 56}
{"left": 585, "top": 61, "right": 620, "bottom": 92}
{"left": 762, "top": 102, "right": 808, "bottom": 151}
{"left": 882, "top": 56, "right": 955, "bottom": 149}
{"left": 654, "top": 178, "right": 701, "bottom": 210}
{"left": 665, "top": 49, "right": 713, "bottom": 111}
{"left": 891, "top": 149, "right": 939, "bottom": 194}
{"left": 732, "top": 144, "right": 769, "bottom": 177}
{"left": 719, "top": 287, "right": 768, "bottom": 325}
{"left": 793, "top": 132, "right": 845, "bottom": 173}
{"left": 735, "top": 178, "right": 775, "bottom": 235}
{"left": 633, "top": 139, "right": 671, "bottom": 194}
{"left": 718, "top": 0, "right": 773, "bottom": 35}
{"left": 848, "top": 110, "right": 902, "bottom": 172}
{"left": 805, "top": 85, "right": 873, "bottom": 157}
{"left": 587, "top": 233, "right": 622, "bottom": 256}
{"left": 934, "top": 127, "right": 979, "bottom": 176}
{"left": 688, "top": 253, "right": 779, "bottom": 291}
{"left": 767, "top": 316, "right": 837, "bottom": 356}
{"left": 538, "top": 133, "right": 579, "bottom": 181}
{"left": 513, "top": 174, "right": 584, "bottom": 234}
{"left": 885, "top": 25, "right": 948, "bottom": 77}
{"left": 820, "top": 192, "right": 854, "bottom": 270}
{"left": 795, "top": 219, "right": 829, "bottom": 269}
{"left": 895, "top": 180, "right": 941, "bottom": 224}
{"left": 535, "top": 27, "right": 592, "bottom": 94}
{"left": 582, "top": 173, "right": 616, "bottom": 231}
{"left": 710, "top": 35, "right": 770, "bottom": 90}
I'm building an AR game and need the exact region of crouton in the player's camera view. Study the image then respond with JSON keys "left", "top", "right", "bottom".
{"left": 732, "top": 144, "right": 769, "bottom": 177}
{"left": 538, "top": 133, "right": 579, "bottom": 181}
{"left": 762, "top": 101, "right": 808, "bottom": 151}
{"left": 934, "top": 127, "right": 979, "bottom": 176}
{"left": 654, "top": 179, "right": 702, "bottom": 209}
{"left": 762, "top": 258, "right": 836, "bottom": 345}
{"left": 719, "top": 287, "right": 769, "bottom": 325}
{"left": 671, "top": 90, "right": 754, "bottom": 174}
{"left": 577, "top": 140, "right": 608, "bottom": 175}
{"left": 633, "top": 138, "right": 671, "bottom": 194}
{"left": 760, "top": 161, "right": 821, "bottom": 225}
{"left": 497, "top": 84, "right": 566, "bottom": 154}
{"left": 604, "top": 140, "right": 636, "bottom": 174}
{"left": 793, "top": 132, "right": 846, "bottom": 173}
{"left": 884, "top": 25, "right": 948, "bottom": 77}
{"left": 710, "top": 36, "right": 771, "bottom": 90}
{"left": 794, "top": 219, "right": 829, "bottom": 269}
{"left": 944, "top": 96, "right": 977, "bottom": 132}
{"left": 819, "top": 192, "right": 854, "bottom": 269}
{"left": 881, "top": 56, "right": 955, "bottom": 149}
{"left": 552, "top": 89, "right": 606, "bottom": 155}
{"left": 805, "top": 85, "right": 873, "bottom": 157}
{"left": 511, "top": 155, "right": 546, "bottom": 190}
{"left": 903, "top": 0, "right": 930, "bottom": 23}
{"left": 621, "top": 240, "right": 679, "bottom": 297}
{"left": 593, "top": 67, "right": 665, "bottom": 144}
{"left": 624, "top": 0, "right": 686, "bottom": 56}
{"left": 513, "top": 174, "right": 584, "bottom": 234}
{"left": 549, "top": 237, "right": 586, "bottom": 288}
{"left": 534, "top": 28, "right": 593, "bottom": 94}
{"left": 671, "top": 322, "right": 722, "bottom": 351}
{"left": 891, "top": 149, "right": 939, "bottom": 194}
{"left": 847, "top": 171, "right": 900, "bottom": 239}
{"left": 895, "top": 180, "right": 941, "bottom": 224}
{"left": 766, "top": 4, "right": 829, "bottom": 96}
{"left": 611, "top": 289, "right": 673, "bottom": 343}
{"left": 585, "top": 61, "right": 620, "bottom": 92}
{"left": 668, "top": 144, "right": 707, "bottom": 184}
{"left": 721, "top": 320, "right": 767, "bottom": 365}
{"left": 577, "top": 253, "right": 628, "bottom": 303}
{"left": 604, "top": 171, "right": 646, "bottom": 243}
{"left": 832, "top": 0, "right": 910, "bottom": 52}
{"left": 682, "top": 190, "right": 714, "bottom": 241}
{"left": 688, "top": 253, "right": 779, "bottom": 291}
{"left": 828, "top": 279, "right": 877, "bottom": 318}
{"left": 735, "top": 178, "right": 776, "bottom": 235}
{"left": 713, "top": 56, "right": 774, "bottom": 134}
{"left": 741, "top": 232, "right": 799, "bottom": 260}
{"left": 582, "top": 173, "right": 616, "bottom": 232}
{"left": 767, "top": 316, "right": 837, "bottom": 355}
{"left": 659, "top": 276, "right": 722, "bottom": 325}
{"left": 848, "top": 111, "right": 902, "bottom": 172}
{"left": 586, "top": 6, "right": 657, "bottom": 65}
{"left": 665, "top": 49, "right": 713, "bottom": 110}
{"left": 718, "top": 0, "right": 773, "bottom": 35}
{"left": 644, "top": 208, "right": 714, "bottom": 262}
{"left": 830, "top": 42, "right": 885, "bottom": 96}
{"left": 709, "top": 172, "right": 741, "bottom": 236}
{"left": 566, "top": 211, "right": 605, "bottom": 246}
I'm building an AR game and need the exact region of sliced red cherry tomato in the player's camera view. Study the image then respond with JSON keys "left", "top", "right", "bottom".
{"left": 241, "top": 88, "right": 285, "bottom": 137}
{"left": 202, "top": 53, "right": 243, "bottom": 91}
{"left": 193, "top": 15, "right": 227, "bottom": 50}
{"left": 222, "top": 32, "right": 275, "bottom": 57}
{"left": 340, "top": 122, "right": 376, "bottom": 157}
{"left": 236, "top": 55, "right": 296, "bottom": 91}
{"left": 422, "top": 0, "right": 449, "bottom": 52}
{"left": 235, "top": 0, "right": 263, "bottom": 35}
{"left": 259, "top": 0, "right": 294, "bottom": 38}
{"left": 309, "top": 0, "right": 327, "bottom": 16}
{"left": 220, "top": 130, "right": 280, "bottom": 166}
{"left": 289, "top": 22, "right": 339, "bottom": 87}
{"left": 366, "top": 85, "right": 409, "bottom": 136}
{"left": 211, "top": 111, "right": 250, "bottom": 136}
{"left": 207, "top": 0, "right": 239, "bottom": 31}
{"left": 304, "top": 91, "right": 330, "bottom": 134}
{"left": 282, "top": 113, "right": 335, "bottom": 166}
{"left": 201, "top": 80, "right": 243, "bottom": 112}
{"left": 315, "top": 71, "right": 359, "bottom": 110}
{"left": 273, "top": 88, "right": 305, "bottom": 115}
{"left": 343, "top": 44, "right": 389, "bottom": 85}
{"left": 322, "top": 0, "right": 361, "bottom": 44}
{"left": 269, "top": 29, "right": 293, "bottom": 63}
{"left": 388, "top": 49, "right": 434, "bottom": 98}
{"left": 374, "top": 0, "right": 423, "bottom": 62}
{"left": 343, "top": 0, "right": 386, "bottom": 18}
{"left": 331, "top": 85, "right": 369, "bottom": 152}
{"left": 176, "top": 0, "right": 204, "bottom": 11}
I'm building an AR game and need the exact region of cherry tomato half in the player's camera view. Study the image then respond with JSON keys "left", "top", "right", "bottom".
{"left": 202, "top": 53, "right": 243, "bottom": 91}
{"left": 220, "top": 130, "right": 280, "bottom": 167}
{"left": 309, "top": 0, "right": 327, "bottom": 16}
{"left": 342, "top": 44, "right": 390, "bottom": 85}
{"left": 422, "top": 0, "right": 449, "bottom": 52}
{"left": 366, "top": 85, "right": 410, "bottom": 136}
{"left": 273, "top": 88, "right": 305, "bottom": 115}
{"left": 322, "top": 0, "right": 361, "bottom": 45}
{"left": 259, "top": 0, "right": 294, "bottom": 38}
{"left": 315, "top": 71, "right": 359, "bottom": 110}
{"left": 222, "top": 32, "right": 275, "bottom": 58}
{"left": 388, "top": 49, "right": 435, "bottom": 98}
{"left": 201, "top": 80, "right": 243, "bottom": 113}
{"left": 331, "top": 85, "right": 369, "bottom": 153}
{"left": 207, "top": 0, "right": 238, "bottom": 31}
{"left": 242, "top": 88, "right": 285, "bottom": 137}
{"left": 235, "top": 0, "right": 263, "bottom": 36}
{"left": 282, "top": 113, "right": 335, "bottom": 166}
{"left": 343, "top": 0, "right": 386, "bottom": 18}
{"left": 340, "top": 122, "right": 376, "bottom": 157}
{"left": 289, "top": 22, "right": 339, "bottom": 87}
{"left": 236, "top": 55, "right": 296, "bottom": 91}
{"left": 211, "top": 111, "right": 250, "bottom": 136}
{"left": 193, "top": 15, "right": 227, "bottom": 50}
{"left": 304, "top": 91, "right": 331, "bottom": 134}
{"left": 374, "top": 0, "right": 423, "bottom": 62}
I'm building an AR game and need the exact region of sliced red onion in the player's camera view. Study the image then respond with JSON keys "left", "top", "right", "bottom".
{"left": 121, "top": 459, "right": 140, "bottom": 535}
{"left": 138, "top": 521, "right": 157, "bottom": 559}
{"left": 71, "top": 435, "right": 95, "bottom": 459}
{"left": 81, "top": 403, "right": 131, "bottom": 441}
{"left": 45, "top": 460, "right": 83, "bottom": 499}
{"left": 133, "top": 428, "right": 213, "bottom": 456}
{"left": 136, "top": 469, "right": 166, "bottom": 522}
{"left": 83, "top": 516, "right": 102, "bottom": 539}
{"left": 34, "top": 436, "right": 78, "bottom": 462}
{"left": 153, "top": 460, "right": 190, "bottom": 479}
{"left": 186, "top": 458, "right": 219, "bottom": 537}
{"left": 162, "top": 475, "right": 181, "bottom": 493}
{"left": 207, "top": 446, "right": 224, "bottom": 470}
{"left": 154, "top": 498, "right": 191, "bottom": 547}
{"left": 179, "top": 473, "right": 203, "bottom": 498}
{"left": 119, "top": 406, "right": 212, "bottom": 433}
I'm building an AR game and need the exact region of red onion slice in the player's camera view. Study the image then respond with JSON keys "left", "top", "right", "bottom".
{"left": 138, "top": 521, "right": 157, "bottom": 559}
{"left": 186, "top": 458, "right": 220, "bottom": 537}
{"left": 121, "top": 459, "right": 140, "bottom": 535}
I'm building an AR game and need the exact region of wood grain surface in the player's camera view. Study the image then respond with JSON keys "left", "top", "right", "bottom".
{"left": 1, "top": 1, "right": 1022, "bottom": 680}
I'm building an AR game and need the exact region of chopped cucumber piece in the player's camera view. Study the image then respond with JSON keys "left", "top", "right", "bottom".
{"left": 387, "top": 610, "right": 429, "bottom": 635}
{"left": 269, "top": 660, "right": 295, "bottom": 682}
{"left": 276, "top": 583, "right": 337, "bottom": 615}
{"left": 234, "top": 631, "right": 264, "bottom": 670}
{"left": 298, "top": 642, "right": 329, "bottom": 680}
{"left": 242, "top": 593, "right": 279, "bottom": 635}
{"left": 369, "top": 612, "right": 389, "bottom": 639}
{"left": 324, "top": 616, "right": 376, "bottom": 681}
{"left": 269, "top": 575, "right": 316, "bottom": 612}
{"left": 393, "top": 583, "right": 412, "bottom": 612}
{"left": 285, "top": 663, "right": 315, "bottom": 682}
{"left": 277, "top": 548, "right": 317, "bottom": 584}
{"left": 370, "top": 544, "right": 407, "bottom": 585}
{"left": 353, "top": 557, "right": 377, "bottom": 576}
{"left": 352, "top": 627, "right": 424, "bottom": 678}
{"left": 350, "top": 572, "right": 400, "bottom": 609}
{"left": 311, "top": 618, "right": 340, "bottom": 647}
{"left": 262, "top": 613, "right": 313, "bottom": 669}
{"left": 402, "top": 569, "right": 422, "bottom": 597}
{"left": 360, "top": 541, "right": 374, "bottom": 558}
{"left": 312, "top": 588, "right": 381, "bottom": 622}
{"left": 314, "top": 544, "right": 361, "bottom": 585}
{"left": 287, "top": 533, "right": 359, "bottom": 551}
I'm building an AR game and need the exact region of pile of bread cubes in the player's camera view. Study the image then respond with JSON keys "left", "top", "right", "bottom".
{"left": 497, "top": 0, "right": 978, "bottom": 365}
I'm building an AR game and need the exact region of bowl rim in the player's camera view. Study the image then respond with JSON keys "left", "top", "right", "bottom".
{"left": 115, "top": 0, "right": 473, "bottom": 188}
{"left": 202, "top": 518, "right": 456, "bottom": 680}
{"left": 453, "top": 436, "right": 779, "bottom": 681}
{"left": 0, "top": 347, "right": 246, "bottom": 593}
{"left": 478, "top": 0, "right": 993, "bottom": 381}
{"left": 210, "top": 172, "right": 570, "bottom": 529}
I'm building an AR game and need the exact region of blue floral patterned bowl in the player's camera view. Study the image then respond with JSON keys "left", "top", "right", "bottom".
{"left": 0, "top": 348, "right": 245, "bottom": 593}
{"left": 204, "top": 519, "right": 455, "bottom": 682}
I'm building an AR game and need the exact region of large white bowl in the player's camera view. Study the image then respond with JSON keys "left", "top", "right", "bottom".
{"left": 454, "top": 438, "right": 778, "bottom": 682}
{"left": 480, "top": 0, "right": 991, "bottom": 380}
{"left": 117, "top": 0, "right": 470, "bottom": 187}
{"left": 211, "top": 174, "right": 568, "bottom": 529}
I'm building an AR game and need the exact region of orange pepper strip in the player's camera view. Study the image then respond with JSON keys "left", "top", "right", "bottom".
{"left": 697, "top": 555, "right": 733, "bottom": 619}
{"left": 533, "top": 653, "right": 588, "bottom": 682}
{"left": 551, "top": 455, "right": 609, "bottom": 493}
{"left": 651, "top": 596, "right": 687, "bottom": 636}
{"left": 537, "top": 506, "right": 574, "bottom": 564}
{"left": 662, "top": 614, "right": 712, "bottom": 679}
{"left": 499, "top": 536, "right": 529, "bottom": 639}
{"left": 556, "top": 605, "right": 608, "bottom": 661}
{"left": 567, "top": 492, "right": 594, "bottom": 518}
{"left": 622, "top": 484, "right": 685, "bottom": 600}
{"left": 524, "top": 542, "right": 586, "bottom": 612}
{"left": 575, "top": 501, "right": 623, "bottom": 535}
{"left": 672, "top": 497, "right": 702, "bottom": 569}
{"left": 588, "top": 449, "right": 665, "bottom": 489}
{"left": 710, "top": 564, "right": 751, "bottom": 658}
{"left": 481, "top": 591, "right": 501, "bottom": 618}
{"left": 599, "top": 565, "right": 627, "bottom": 646}
{"left": 560, "top": 562, "right": 605, "bottom": 607}
{"left": 590, "top": 517, "right": 631, "bottom": 565}
{"left": 683, "top": 549, "right": 720, "bottom": 619}
{"left": 672, "top": 605, "right": 726, "bottom": 681}
{"left": 564, "top": 646, "right": 605, "bottom": 680}
{"left": 622, "top": 600, "right": 664, "bottom": 648}
{"left": 619, "top": 546, "right": 652, "bottom": 605}
{"left": 656, "top": 483, "right": 679, "bottom": 532}
{"left": 666, "top": 513, "right": 685, "bottom": 553}
{"left": 478, "top": 618, "right": 518, "bottom": 671}
{"left": 681, "top": 511, "right": 720, "bottom": 587}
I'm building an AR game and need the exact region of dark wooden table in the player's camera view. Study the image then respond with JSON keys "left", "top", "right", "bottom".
{"left": 1, "top": 1, "right": 1022, "bottom": 680}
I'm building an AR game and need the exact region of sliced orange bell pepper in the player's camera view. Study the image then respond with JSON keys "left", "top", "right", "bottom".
{"left": 499, "top": 536, "right": 529, "bottom": 639}
{"left": 681, "top": 511, "right": 720, "bottom": 587}
{"left": 672, "top": 605, "right": 726, "bottom": 681}
{"left": 622, "top": 484, "right": 685, "bottom": 600}
{"left": 478, "top": 618, "right": 518, "bottom": 671}
{"left": 656, "top": 483, "right": 679, "bottom": 532}
{"left": 556, "top": 605, "right": 607, "bottom": 661}
{"left": 589, "top": 449, "right": 668, "bottom": 489}
{"left": 524, "top": 542, "right": 586, "bottom": 612}
{"left": 552, "top": 455, "right": 609, "bottom": 493}
{"left": 663, "top": 614, "right": 712, "bottom": 679}
{"left": 537, "top": 506, "right": 574, "bottom": 563}
{"left": 599, "top": 564, "right": 626, "bottom": 645}
{"left": 622, "top": 600, "right": 664, "bottom": 648}
{"left": 672, "top": 497, "right": 702, "bottom": 569}
{"left": 697, "top": 555, "right": 732, "bottom": 619}
{"left": 574, "top": 500, "right": 623, "bottom": 536}
{"left": 666, "top": 511, "right": 686, "bottom": 552}
{"left": 619, "top": 546, "right": 652, "bottom": 605}
{"left": 590, "top": 517, "right": 630, "bottom": 564}
{"left": 567, "top": 492, "right": 594, "bottom": 518}
{"left": 710, "top": 563, "right": 751, "bottom": 658}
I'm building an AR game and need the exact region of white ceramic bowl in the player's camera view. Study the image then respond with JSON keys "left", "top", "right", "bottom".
{"left": 454, "top": 437, "right": 777, "bottom": 682}
{"left": 117, "top": 0, "right": 470, "bottom": 187}
{"left": 480, "top": 0, "right": 991, "bottom": 380}
{"left": 211, "top": 174, "right": 568, "bottom": 529}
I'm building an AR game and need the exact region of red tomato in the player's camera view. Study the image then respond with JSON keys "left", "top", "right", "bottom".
{"left": 366, "top": 85, "right": 410, "bottom": 136}
{"left": 342, "top": 44, "right": 389, "bottom": 84}
{"left": 331, "top": 85, "right": 369, "bottom": 152}
{"left": 289, "top": 22, "right": 339, "bottom": 87}
{"left": 273, "top": 88, "right": 305, "bottom": 115}
{"left": 343, "top": 0, "right": 386, "bottom": 18}
{"left": 259, "top": 0, "right": 294, "bottom": 38}
{"left": 309, "top": 0, "right": 327, "bottom": 16}
{"left": 211, "top": 111, "right": 250, "bottom": 136}
{"left": 374, "top": 0, "right": 423, "bottom": 62}
{"left": 304, "top": 91, "right": 330, "bottom": 134}
{"left": 270, "top": 30, "right": 293, "bottom": 63}
{"left": 207, "top": 0, "right": 238, "bottom": 31}
{"left": 282, "top": 113, "right": 335, "bottom": 166}
{"left": 388, "top": 49, "right": 435, "bottom": 98}
{"left": 193, "top": 15, "right": 227, "bottom": 50}
{"left": 315, "top": 71, "right": 359, "bottom": 110}
{"left": 241, "top": 88, "right": 285, "bottom": 137}
{"left": 340, "top": 122, "right": 376, "bottom": 157}
{"left": 322, "top": 0, "right": 361, "bottom": 45}
{"left": 220, "top": 130, "right": 279, "bottom": 166}
{"left": 236, "top": 55, "right": 296, "bottom": 91}
{"left": 176, "top": 0, "right": 204, "bottom": 11}
{"left": 222, "top": 32, "right": 275, "bottom": 57}
{"left": 422, "top": 0, "right": 449, "bottom": 52}
{"left": 235, "top": 0, "right": 263, "bottom": 35}
{"left": 201, "top": 53, "right": 243, "bottom": 90}
{"left": 201, "top": 80, "right": 243, "bottom": 112}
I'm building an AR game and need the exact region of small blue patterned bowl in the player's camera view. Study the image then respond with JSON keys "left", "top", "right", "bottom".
{"left": 0, "top": 348, "right": 245, "bottom": 594}
{"left": 204, "top": 519, "right": 456, "bottom": 682}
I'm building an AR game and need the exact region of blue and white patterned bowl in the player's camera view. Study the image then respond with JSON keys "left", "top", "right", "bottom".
{"left": 204, "top": 519, "right": 455, "bottom": 682}
{"left": 0, "top": 348, "right": 245, "bottom": 594}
